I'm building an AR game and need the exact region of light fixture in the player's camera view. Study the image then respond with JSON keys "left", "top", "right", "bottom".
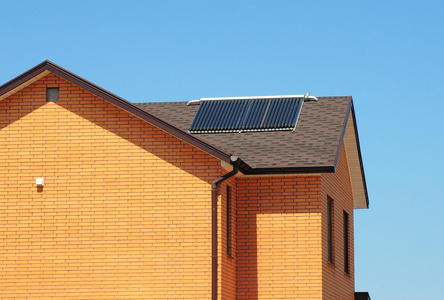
{"left": 36, "top": 178, "right": 44, "bottom": 187}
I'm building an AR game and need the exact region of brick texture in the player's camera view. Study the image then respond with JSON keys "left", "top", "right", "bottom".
{"left": 236, "top": 176, "right": 323, "bottom": 299}
{"left": 219, "top": 177, "right": 237, "bottom": 300}
{"left": 0, "top": 74, "right": 221, "bottom": 299}
{"left": 321, "top": 144, "right": 355, "bottom": 299}
{"left": 236, "top": 145, "right": 355, "bottom": 299}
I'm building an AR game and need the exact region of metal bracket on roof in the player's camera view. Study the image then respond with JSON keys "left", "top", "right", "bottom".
{"left": 187, "top": 99, "right": 201, "bottom": 105}
{"left": 304, "top": 92, "right": 318, "bottom": 101}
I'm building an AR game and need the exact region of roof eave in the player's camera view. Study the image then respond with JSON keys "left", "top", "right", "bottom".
{"left": 350, "top": 103, "right": 370, "bottom": 208}
{"left": 0, "top": 60, "right": 233, "bottom": 164}
{"left": 333, "top": 97, "right": 353, "bottom": 172}
{"left": 242, "top": 165, "right": 335, "bottom": 175}
{"left": 331, "top": 98, "right": 369, "bottom": 209}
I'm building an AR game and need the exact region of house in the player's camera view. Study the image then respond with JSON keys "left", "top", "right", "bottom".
{"left": 0, "top": 61, "right": 370, "bottom": 299}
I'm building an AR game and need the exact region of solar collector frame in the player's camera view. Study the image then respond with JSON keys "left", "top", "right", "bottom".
{"left": 189, "top": 97, "right": 304, "bottom": 134}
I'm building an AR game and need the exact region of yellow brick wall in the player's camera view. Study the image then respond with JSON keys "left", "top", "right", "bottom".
{"left": 0, "top": 73, "right": 222, "bottom": 299}
{"left": 321, "top": 144, "right": 355, "bottom": 299}
{"left": 236, "top": 176, "right": 323, "bottom": 299}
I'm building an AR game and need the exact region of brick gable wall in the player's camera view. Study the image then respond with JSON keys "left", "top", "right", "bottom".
{"left": 0, "top": 73, "right": 221, "bottom": 299}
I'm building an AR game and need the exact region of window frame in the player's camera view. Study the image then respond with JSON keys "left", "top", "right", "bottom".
{"left": 226, "top": 186, "right": 232, "bottom": 257}
{"left": 343, "top": 210, "right": 350, "bottom": 274}
{"left": 327, "top": 197, "right": 334, "bottom": 263}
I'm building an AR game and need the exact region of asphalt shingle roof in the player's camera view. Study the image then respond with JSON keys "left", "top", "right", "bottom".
{"left": 134, "top": 96, "right": 352, "bottom": 172}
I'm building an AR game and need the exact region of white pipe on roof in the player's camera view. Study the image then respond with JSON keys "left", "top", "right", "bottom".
{"left": 187, "top": 93, "right": 317, "bottom": 105}
{"left": 186, "top": 99, "right": 202, "bottom": 105}
{"left": 304, "top": 92, "right": 318, "bottom": 101}
{"left": 200, "top": 94, "right": 306, "bottom": 101}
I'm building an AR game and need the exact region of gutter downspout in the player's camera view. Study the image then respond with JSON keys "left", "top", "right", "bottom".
{"left": 211, "top": 156, "right": 239, "bottom": 300}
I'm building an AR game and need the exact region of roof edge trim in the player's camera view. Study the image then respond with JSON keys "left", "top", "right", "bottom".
{"left": 333, "top": 98, "right": 353, "bottom": 171}
{"left": 0, "top": 60, "right": 233, "bottom": 164}
{"left": 0, "top": 60, "right": 52, "bottom": 97}
{"left": 242, "top": 165, "right": 335, "bottom": 175}
{"left": 350, "top": 103, "right": 370, "bottom": 208}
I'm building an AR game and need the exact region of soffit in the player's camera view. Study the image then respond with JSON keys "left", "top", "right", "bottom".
{"left": 344, "top": 108, "right": 369, "bottom": 209}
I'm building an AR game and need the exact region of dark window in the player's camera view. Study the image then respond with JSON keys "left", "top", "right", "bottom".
{"left": 46, "top": 87, "right": 59, "bottom": 102}
{"left": 226, "top": 186, "right": 232, "bottom": 257}
{"left": 327, "top": 197, "right": 333, "bottom": 263}
{"left": 343, "top": 210, "right": 349, "bottom": 274}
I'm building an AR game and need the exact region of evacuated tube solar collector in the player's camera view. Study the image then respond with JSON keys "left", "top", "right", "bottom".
{"left": 188, "top": 93, "right": 317, "bottom": 134}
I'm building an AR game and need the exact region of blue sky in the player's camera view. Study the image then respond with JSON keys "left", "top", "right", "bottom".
{"left": 1, "top": 1, "right": 443, "bottom": 298}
